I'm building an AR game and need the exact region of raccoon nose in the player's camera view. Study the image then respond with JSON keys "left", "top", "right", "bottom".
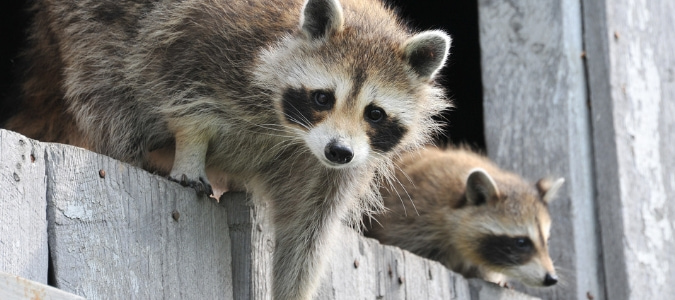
{"left": 324, "top": 142, "right": 354, "bottom": 164}
{"left": 543, "top": 273, "right": 558, "bottom": 286}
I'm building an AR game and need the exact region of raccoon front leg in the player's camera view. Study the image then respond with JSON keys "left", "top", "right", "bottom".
{"left": 168, "top": 128, "right": 214, "bottom": 196}
{"left": 272, "top": 203, "right": 342, "bottom": 300}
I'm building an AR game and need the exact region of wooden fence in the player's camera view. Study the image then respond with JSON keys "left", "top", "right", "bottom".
{"left": 0, "top": 128, "right": 537, "bottom": 299}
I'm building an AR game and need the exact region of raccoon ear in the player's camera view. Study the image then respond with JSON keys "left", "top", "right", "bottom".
{"left": 536, "top": 177, "right": 565, "bottom": 204}
{"left": 465, "top": 168, "right": 500, "bottom": 206}
{"left": 401, "top": 30, "right": 451, "bottom": 80}
{"left": 300, "top": 0, "right": 344, "bottom": 40}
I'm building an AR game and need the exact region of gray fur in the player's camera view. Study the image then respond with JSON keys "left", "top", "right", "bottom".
{"left": 10, "top": 0, "right": 451, "bottom": 298}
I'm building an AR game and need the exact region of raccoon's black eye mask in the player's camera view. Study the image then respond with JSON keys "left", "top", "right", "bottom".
{"left": 477, "top": 235, "right": 536, "bottom": 267}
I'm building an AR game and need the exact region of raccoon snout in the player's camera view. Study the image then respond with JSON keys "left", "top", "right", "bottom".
{"left": 543, "top": 273, "right": 558, "bottom": 286}
{"left": 324, "top": 142, "right": 354, "bottom": 164}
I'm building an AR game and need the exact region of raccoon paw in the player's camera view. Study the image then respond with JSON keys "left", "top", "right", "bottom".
{"left": 169, "top": 174, "right": 214, "bottom": 197}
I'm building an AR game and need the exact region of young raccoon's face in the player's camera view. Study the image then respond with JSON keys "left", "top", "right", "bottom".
{"left": 459, "top": 170, "right": 564, "bottom": 287}
{"left": 254, "top": 0, "right": 450, "bottom": 169}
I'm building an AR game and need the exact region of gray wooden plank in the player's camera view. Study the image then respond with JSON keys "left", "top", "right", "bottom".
{"left": 468, "top": 279, "right": 539, "bottom": 300}
{"left": 450, "top": 270, "right": 472, "bottom": 300}
{"left": 478, "top": 0, "right": 602, "bottom": 299}
{"left": 224, "top": 192, "right": 273, "bottom": 300}
{"left": 401, "top": 250, "right": 430, "bottom": 299}
{"left": 0, "top": 271, "right": 84, "bottom": 300}
{"left": 378, "top": 240, "right": 406, "bottom": 299}
{"left": 0, "top": 130, "right": 48, "bottom": 284}
{"left": 45, "top": 142, "right": 233, "bottom": 299}
{"left": 583, "top": 0, "right": 675, "bottom": 299}
{"left": 424, "top": 260, "right": 450, "bottom": 300}
{"left": 314, "top": 224, "right": 537, "bottom": 300}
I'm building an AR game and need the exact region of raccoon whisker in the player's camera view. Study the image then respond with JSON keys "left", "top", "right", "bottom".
{"left": 281, "top": 103, "right": 315, "bottom": 130}
{"left": 270, "top": 140, "right": 304, "bottom": 160}
{"left": 365, "top": 154, "right": 414, "bottom": 217}
{"left": 386, "top": 169, "right": 417, "bottom": 217}
{"left": 280, "top": 114, "right": 312, "bottom": 131}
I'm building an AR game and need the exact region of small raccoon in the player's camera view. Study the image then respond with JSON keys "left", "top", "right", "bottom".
{"left": 365, "top": 147, "right": 563, "bottom": 287}
{"left": 6, "top": 0, "right": 451, "bottom": 299}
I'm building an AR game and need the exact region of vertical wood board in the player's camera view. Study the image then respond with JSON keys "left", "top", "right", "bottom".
{"left": 0, "top": 130, "right": 48, "bottom": 284}
{"left": 224, "top": 192, "right": 274, "bottom": 300}
{"left": 583, "top": 0, "right": 675, "bottom": 298}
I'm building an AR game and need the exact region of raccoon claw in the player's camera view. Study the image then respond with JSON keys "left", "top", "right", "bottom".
{"left": 169, "top": 174, "right": 214, "bottom": 197}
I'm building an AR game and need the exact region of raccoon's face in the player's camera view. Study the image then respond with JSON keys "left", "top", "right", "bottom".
{"left": 281, "top": 85, "right": 414, "bottom": 168}
{"left": 460, "top": 170, "right": 564, "bottom": 287}
{"left": 254, "top": 0, "right": 450, "bottom": 169}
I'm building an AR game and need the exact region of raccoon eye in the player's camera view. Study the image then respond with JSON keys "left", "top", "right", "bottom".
{"left": 514, "top": 237, "right": 533, "bottom": 250}
{"left": 365, "top": 106, "right": 385, "bottom": 122}
{"left": 312, "top": 91, "right": 333, "bottom": 108}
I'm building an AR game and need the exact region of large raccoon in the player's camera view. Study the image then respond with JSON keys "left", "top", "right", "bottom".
{"left": 365, "top": 147, "right": 563, "bottom": 287}
{"left": 6, "top": 0, "right": 451, "bottom": 298}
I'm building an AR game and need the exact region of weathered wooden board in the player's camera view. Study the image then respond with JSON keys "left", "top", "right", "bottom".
{"left": 224, "top": 192, "right": 274, "bottom": 300}
{"left": 0, "top": 271, "right": 84, "bottom": 300}
{"left": 45, "top": 142, "right": 233, "bottom": 299}
{"left": 468, "top": 279, "right": 539, "bottom": 300}
{"left": 478, "top": 0, "right": 602, "bottom": 299}
{"left": 583, "top": 0, "right": 675, "bottom": 299}
{"left": 0, "top": 130, "right": 48, "bottom": 284}
{"left": 315, "top": 225, "right": 538, "bottom": 300}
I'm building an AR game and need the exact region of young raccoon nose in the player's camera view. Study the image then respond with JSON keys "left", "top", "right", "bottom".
{"left": 543, "top": 273, "right": 558, "bottom": 286}
{"left": 324, "top": 142, "right": 354, "bottom": 164}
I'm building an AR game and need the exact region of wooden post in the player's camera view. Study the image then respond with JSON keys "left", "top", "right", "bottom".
{"left": 583, "top": 0, "right": 675, "bottom": 298}
{"left": 0, "top": 130, "right": 48, "bottom": 284}
{"left": 478, "top": 0, "right": 603, "bottom": 299}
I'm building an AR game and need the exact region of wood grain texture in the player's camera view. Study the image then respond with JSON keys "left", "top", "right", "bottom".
{"left": 478, "top": 0, "right": 602, "bottom": 299}
{"left": 0, "top": 272, "right": 84, "bottom": 300}
{"left": 44, "top": 142, "right": 233, "bottom": 299}
{"left": 315, "top": 226, "right": 536, "bottom": 300}
{"left": 583, "top": 0, "right": 675, "bottom": 298}
{"left": 0, "top": 129, "right": 48, "bottom": 284}
{"left": 224, "top": 192, "right": 273, "bottom": 300}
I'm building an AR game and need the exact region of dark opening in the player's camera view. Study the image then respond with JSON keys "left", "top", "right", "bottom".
{"left": 391, "top": 0, "right": 485, "bottom": 151}
{"left": 0, "top": 1, "right": 30, "bottom": 124}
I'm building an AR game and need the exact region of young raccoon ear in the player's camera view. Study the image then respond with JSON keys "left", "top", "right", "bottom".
{"left": 401, "top": 30, "right": 451, "bottom": 80}
{"left": 465, "top": 168, "right": 500, "bottom": 206}
{"left": 536, "top": 177, "right": 565, "bottom": 204}
{"left": 300, "top": 0, "right": 344, "bottom": 40}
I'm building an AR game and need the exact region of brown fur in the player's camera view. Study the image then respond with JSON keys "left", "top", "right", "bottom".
{"left": 4, "top": 0, "right": 452, "bottom": 298}
{"left": 365, "top": 146, "right": 562, "bottom": 287}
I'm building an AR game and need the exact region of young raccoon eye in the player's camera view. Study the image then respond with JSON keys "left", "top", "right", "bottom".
{"left": 312, "top": 91, "right": 333, "bottom": 108}
{"left": 365, "top": 106, "right": 386, "bottom": 122}
{"left": 514, "top": 237, "right": 533, "bottom": 250}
